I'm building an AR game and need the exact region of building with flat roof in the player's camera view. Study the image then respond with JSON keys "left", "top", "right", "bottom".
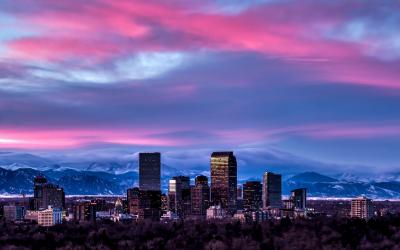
{"left": 206, "top": 205, "right": 227, "bottom": 220}
{"left": 74, "top": 202, "right": 97, "bottom": 222}
{"left": 243, "top": 181, "right": 262, "bottom": 211}
{"left": 210, "top": 151, "right": 237, "bottom": 214}
{"left": 351, "top": 196, "right": 373, "bottom": 220}
{"left": 3, "top": 205, "right": 25, "bottom": 221}
{"left": 168, "top": 176, "right": 191, "bottom": 218}
{"left": 139, "top": 153, "right": 161, "bottom": 191}
{"left": 262, "top": 172, "right": 282, "bottom": 209}
{"left": 29, "top": 176, "right": 65, "bottom": 210}
{"left": 291, "top": 188, "right": 307, "bottom": 210}
{"left": 191, "top": 175, "right": 210, "bottom": 217}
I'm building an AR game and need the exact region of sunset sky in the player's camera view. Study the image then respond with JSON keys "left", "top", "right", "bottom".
{"left": 0, "top": 0, "right": 399, "bottom": 174}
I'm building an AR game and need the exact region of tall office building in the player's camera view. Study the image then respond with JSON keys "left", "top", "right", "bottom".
{"left": 291, "top": 188, "right": 307, "bottom": 210}
{"left": 243, "top": 181, "right": 263, "bottom": 211}
{"left": 29, "top": 176, "right": 65, "bottom": 210}
{"left": 168, "top": 176, "right": 191, "bottom": 218}
{"left": 191, "top": 175, "right": 210, "bottom": 217}
{"left": 138, "top": 190, "right": 162, "bottom": 220}
{"left": 73, "top": 202, "right": 97, "bottom": 222}
{"left": 351, "top": 196, "right": 373, "bottom": 220}
{"left": 127, "top": 187, "right": 140, "bottom": 215}
{"left": 210, "top": 151, "right": 237, "bottom": 213}
{"left": 262, "top": 172, "right": 282, "bottom": 209}
{"left": 127, "top": 187, "right": 161, "bottom": 220}
{"left": 139, "top": 152, "right": 161, "bottom": 191}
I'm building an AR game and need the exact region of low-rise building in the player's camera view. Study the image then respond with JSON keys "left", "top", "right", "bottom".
{"left": 25, "top": 210, "right": 39, "bottom": 222}
{"left": 161, "top": 211, "right": 179, "bottom": 222}
{"left": 37, "top": 206, "right": 62, "bottom": 226}
{"left": 206, "top": 205, "right": 227, "bottom": 220}
{"left": 3, "top": 205, "right": 25, "bottom": 221}
{"left": 233, "top": 210, "right": 246, "bottom": 223}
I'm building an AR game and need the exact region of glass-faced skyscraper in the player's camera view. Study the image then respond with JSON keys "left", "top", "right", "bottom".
{"left": 243, "top": 181, "right": 263, "bottom": 211}
{"left": 168, "top": 176, "right": 191, "bottom": 218}
{"left": 262, "top": 172, "right": 282, "bottom": 209}
{"left": 210, "top": 151, "right": 237, "bottom": 213}
{"left": 191, "top": 175, "right": 210, "bottom": 217}
{"left": 291, "top": 188, "right": 307, "bottom": 210}
{"left": 139, "top": 152, "right": 161, "bottom": 191}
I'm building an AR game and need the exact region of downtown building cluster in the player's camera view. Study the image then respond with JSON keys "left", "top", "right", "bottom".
{"left": 3, "top": 176, "right": 65, "bottom": 226}
{"left": 125, "top": 151, "right": 311, "bottom": 222}
{"left": 1, "top": 151, "right": 375, "bottom": 225}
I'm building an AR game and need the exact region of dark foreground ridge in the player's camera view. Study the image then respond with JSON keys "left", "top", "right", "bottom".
{"left": 1, "top": 215, "right": 400, "bottom": 249}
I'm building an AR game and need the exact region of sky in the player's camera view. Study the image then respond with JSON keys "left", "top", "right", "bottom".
{"left": 0, "top": 0, "right": 400, "bottom": 175}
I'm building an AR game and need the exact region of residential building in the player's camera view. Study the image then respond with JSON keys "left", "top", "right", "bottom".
{"left": 351, "top": 196, "right": 373, "bottom": 220}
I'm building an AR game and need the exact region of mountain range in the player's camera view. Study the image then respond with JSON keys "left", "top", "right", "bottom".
{"left": 0, "top": 152, "right": 400, "bottom": 198}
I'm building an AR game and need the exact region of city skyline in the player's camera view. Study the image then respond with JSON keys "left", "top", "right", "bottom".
{"left": 1, "top": 1, "right": 400, "bottom": 248}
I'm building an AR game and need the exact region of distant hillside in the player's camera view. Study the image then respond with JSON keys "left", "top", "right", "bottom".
{"left": 283, "top": 172, "right": 400, "bottom": 199}
{"left": 0, "top": 167, "right": 400, "bottom": 198}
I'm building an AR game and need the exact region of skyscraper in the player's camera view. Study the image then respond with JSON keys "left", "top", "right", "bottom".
{"left": 191, "top": 175, "right": 210, "bottom": 217}
{"left": 291, "top": 188, "right": 307, "bottom": 210}
{"left": 243, "top": 181, "right": 263, "bottom": 211}
{"left": 127, "top": 187, "right": 140, "bottom": 215}
{"left": 73, "top": 202, "right": 97, "bottom": 222}
{"left": 139, "top": 152, "right": 161, "bottom": 191}
{"left": 127, "top": 187, "right": 161, "bottom": 220}
{"left": 351, "top": 196, "right": 373, "bottom": 220}
{"left": 138, "top": 190, "right": 162, "bottom": 220}
{"left": 29, "top": 176, "right": 65, "bottom": 210}
{"left": 262, "top": 172, "right": 282, "bottom": 209}
{"left": 168, "top": 176, "right": 191, "bottom": 218}
{"left": 210, "top": 151, "right": 237, "bottom": 213}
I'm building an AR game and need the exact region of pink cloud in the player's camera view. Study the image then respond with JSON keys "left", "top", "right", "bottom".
{"left": 1, "top": 122, "right": 399, "bottom": 151}
{"left": 3, "top": 0, "right": 400, "bottom": 88}
{"left": 0, "top": 128, "right": 186, "bottom": 150}
{"left": 8, "top": 37, "right": 124, "bottom": 62}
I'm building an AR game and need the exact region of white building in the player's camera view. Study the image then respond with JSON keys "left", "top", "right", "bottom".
{"left": 206, "top": 205, "right": 227, "bottom": 220}
{"left": 251, "top": 211, "right": 268, "bottom": 222}
{"left": 25, "top": 210, "right": 39, "bottom": 222}
{"left": 233, "top": 211, "right": 246, "bottom": 222}
{"left": 161, "top": 211, "right": 179, "bottom": 221}
{"left": 96, "top": 211, "right": 112, "bottom": 221}
{"left": 37, "top": 206, "right": 63, "bottom": 226}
